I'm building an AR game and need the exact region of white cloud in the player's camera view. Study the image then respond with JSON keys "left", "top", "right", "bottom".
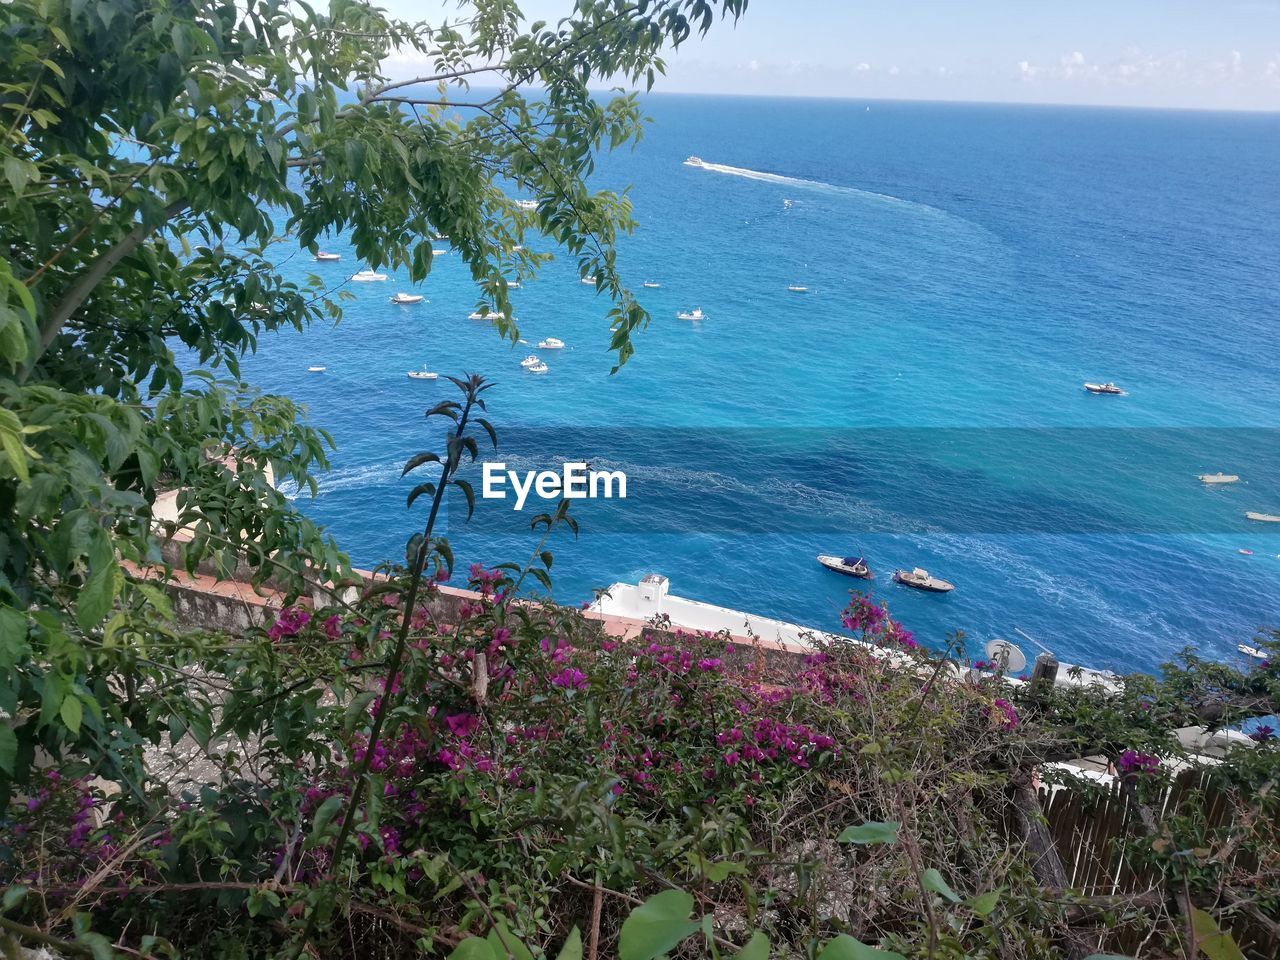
{"left": 856, "top": 62, "right": 871, "bottom": 72}
{"left": 748, "top": 59, "right": 759, "bottom": 72}
{"left": 888, "top": 65, "right": 900, "bottom": 76}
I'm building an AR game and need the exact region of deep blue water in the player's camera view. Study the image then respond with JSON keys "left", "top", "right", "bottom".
{"left": 232, "top": 95, "right": 1280, "bottom": 674}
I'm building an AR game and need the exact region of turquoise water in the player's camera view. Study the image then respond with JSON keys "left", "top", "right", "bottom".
{"left": 237, "top": 96, "right": 1280, "bottom": 673}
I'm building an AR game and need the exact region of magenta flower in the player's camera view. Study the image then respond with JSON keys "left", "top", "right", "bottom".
{"left": 1117, "top": 749, "right": 1160, "bottom": 779}
{"left": 550, "top": 667, "right": 587, "bottom": 690}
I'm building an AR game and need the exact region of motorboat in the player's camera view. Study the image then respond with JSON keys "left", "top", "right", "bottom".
{"left": 580, "top": 276, "right": 597, "bottom": 285}
{"left": 307, "top": 365, "right": 326, "bottom": 373}
{"left": 314, "top": 252, "right": 341, "bottom": 262}
{"left": 432, "top": 248, "right": 448, "bottom": 255}
{"left": 684, "top": 156, "right": 704, "bottom": 167}
{"left": 390, "top": 292, "right": 424, "bottom": 304}
{"left": 1238, "top": 643, "right": 1268, "bottom": 660}
{"left": 817, "top": 554, "right": 873, "bottom": 580}
{"left": 520, "top": 355, "right": 542, "bottom": 368}
{"left": 1199, "top": 473, "right": 1240, "bottom": 484}
{"left": 351, "top": 270, "right": 388, "bottom": 282}
{"left": 526, "top": 361, "right": 548, "bottom": 374}
{"left": 642, "top": 281, "right": 661, "bottom": 289}
{"left": 892, "top": 568, "right": 954, "bottom": 593}
{"left": 537, "top": 337, "right": 565, "bottom": 350}
{"left": 1245, "top": 511, "right": 1280, "bottom": 523}
{"left": 407, "top": 367, "right": 438, "bottom": 380}
{"left": 509, "top": 280, "right": 522, "bottom": 289}
{"left": 1083, "top": 382, "right": 1125, "bottom": 395}
{"left": 787, "top": 284, "right": 808, "bottom": 293}
{"left": 676, "top": 307, "right": 705, "bottom": 321}
{"left": 469, "top": 310, "right": 512, "bottom": 322}
{"left": 517, "top": 199, "right": 538, "bottom": 210}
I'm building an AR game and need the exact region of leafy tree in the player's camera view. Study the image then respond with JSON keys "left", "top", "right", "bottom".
{"left": 0, "top": 0, "right": 747, "bottom": 801}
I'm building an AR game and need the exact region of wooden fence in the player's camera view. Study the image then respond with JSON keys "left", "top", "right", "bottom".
{"left": 1039, "top": 767, "right": 1278, "bottom": 958}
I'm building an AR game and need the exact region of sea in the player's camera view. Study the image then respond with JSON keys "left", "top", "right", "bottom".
{"left": 227, "top": 94, "right": 1280, "bottom": 675}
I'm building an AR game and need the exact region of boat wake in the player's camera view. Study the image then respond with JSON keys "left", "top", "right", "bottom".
{"left": 276, "top": 460, "right": 423, "bottom": 501}
{"left": 689, "top": 158, "right": 927, "bottom": 211}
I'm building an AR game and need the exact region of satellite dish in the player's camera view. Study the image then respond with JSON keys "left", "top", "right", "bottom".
{"left": 984, "top": 639, "right": 1027, "bottom": 673}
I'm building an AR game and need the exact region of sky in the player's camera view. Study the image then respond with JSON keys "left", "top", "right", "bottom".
{"left": 382, "top": 0, "right": 1280, "bottom": 111}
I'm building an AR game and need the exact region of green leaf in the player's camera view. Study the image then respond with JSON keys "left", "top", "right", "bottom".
{"left": 922, "top": 869, "right": 960, "bottom": 903}
{"left": 77, "top": 554, "right": 118, "bottom": 631}
{"left": 1191, "top": 909, "right": 1245, "bottom": 960}
{"left": 343, "top": 690, "right": 380, "bottom": 734}
{"left": 1083, "top": 956, "right": 1135, "bottom": 960}
{"left": 816, "top": 934, "right": 907, "bottom": 960}
{"left": 0, "top": 724, "right": 17, "bottom": 776}
{"left": 487, "top": 922, "right": 533, "bottom": 960}
{"left": 703, "top": 859, "right": 747, "bottom": 882}
{"left": 619, "top": 890, "right": 701, "bottom": 960}
{"left": 967, "top": 889, "right": 1001, "bottom": 917}
{"left": 310, "top": 794, "right": 343, "bottom": 842}
{"left": 60, "top": 694, "right": 83, "bottom": 735}
{"left": 837, "top": 821, "right": 900, "bottom": 845}
{"left": 2, "top": 885, "right": 28, "bottom": 910}
{"left": 737, "top": 931, "right": 769, "bottom": 960}
{"left": 447, "top": 938, "right": 498, "bottom": 960}
{"left": 554, "top": 928, "right": 583, "bottom": 960}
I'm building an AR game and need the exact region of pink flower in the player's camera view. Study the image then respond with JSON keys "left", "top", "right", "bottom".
{"left": 1117, "top": 749, "right": 1159, "bottom": 779}
{"left": 550, "top": 667, "right": 587, "bottom": 690}
{"left": 988, "top": 698, "right": 1019, "bottom": 730}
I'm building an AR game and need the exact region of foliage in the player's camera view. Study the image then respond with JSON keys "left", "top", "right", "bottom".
{"left": 0, "top": 0, "right": 748, "bottom": 805}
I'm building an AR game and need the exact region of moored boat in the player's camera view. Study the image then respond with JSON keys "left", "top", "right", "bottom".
{"left": 307, "top": 365, "right": 326, "bottom": 373}
{"left": 676, "top": 307, "right": 705, "bottom": 321}
{"left": 1199, "top": 473, "right": 1240, "bottom": 484}
{"left": 787, "top": 284, "right": 808, "bottom": 293}
{"left": 642, "top": 280, "right": 661, "bottom": 289}
{"left": 351, "top": 270, "right": 388, "bottom": 282}
{"left": 1083, "top": 382, "right": 1125, "bottom": 395}
{"left": 469, "top": 309, "right": 512, "bottom": 322}
{"left": 516, "top": 199, "right": 538, "bottom": 210}
{"left": 520, "top": 355, "right": 542, "bottom": 368}
{"left": 526, "top": 361, "right": 548, "bottom": 374}
{"left": 817, "top": 554, "right": 873, "bottom": 579}
{"left": 580, "top": 276, "right": 597, "bottom": 285}
{"left": 314, "top": 252, "right": 341, "bottom": 261}
{"left": 390, "top": 292, "right": 424, "bottom": 304}
{"left": 407, "top": 367, "right": 438, "bottom": 380}
{"left": 1245, "top": 511, "right": 1280, "bottom": 523}
{"left": 537, "top": 337, "right": 565, "bottom": 350}
{"left": 892, "top": 568, "right": 954, "bottom": 593}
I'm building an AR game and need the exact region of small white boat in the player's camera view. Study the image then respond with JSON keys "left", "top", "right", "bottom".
{"left": 351, "top": 270, "right": 388, "bottom": 282}
{"left": 509, "top": 280, "right": 522, "bottom": 289}
{"left": 390, "top": 292, "right": 424, "bottom": 305}
{"left": 537, "top": 337, "right": 565, "bottom": 350}
{"left": 787, "top": 284, "right": 808, "bottom": 293}
{"left": 676, "top": 307, "right": 705, "bottom": 321}
{"left": 516, "top": 199, "right": 538, "bottom": 210}
{"left": 407, "top": 367, "right": 438, "bottom": 380}
{"left": 817, "top": 554, "right": 873, "bottom": 580}
{"left": 1245, "top": 511, "right": 1280, "bottom": 523}
{"left": 1199, "top": 473, "right": 1240, "bottom": 484}
{"left": 684, "top": 156, "right": 704, "bottom": 167}
{"left": 314, "top": 252, "right": 341, "bottom": 262}
{"left": 1083, "top": 382, "right": 1125, "bottom": 395}
{"left": 469, "top": 310, "right": 512, "bottom": 322}
{"left": 580, "top": 276, "right": 597, "bottom": 285}
{"left": 307, "top": 365, "right": 326, "bottom": 373}
{"left": 520, "top": 355, "right": 542, "bottom": 368}
{"left": 642, "top": 281, "right": 661, "bottom": 289}
{"left": 432, "top": 248, "right": 447, "bottom": 255}
{"left": 526, "top": 361, "right": 548, "bottom": 374}
{"left": 892, "top": 568, "right": 954, "bottom": 593}
{"left": 1238, "top": 643, "right": 1268, "bottom": 660}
